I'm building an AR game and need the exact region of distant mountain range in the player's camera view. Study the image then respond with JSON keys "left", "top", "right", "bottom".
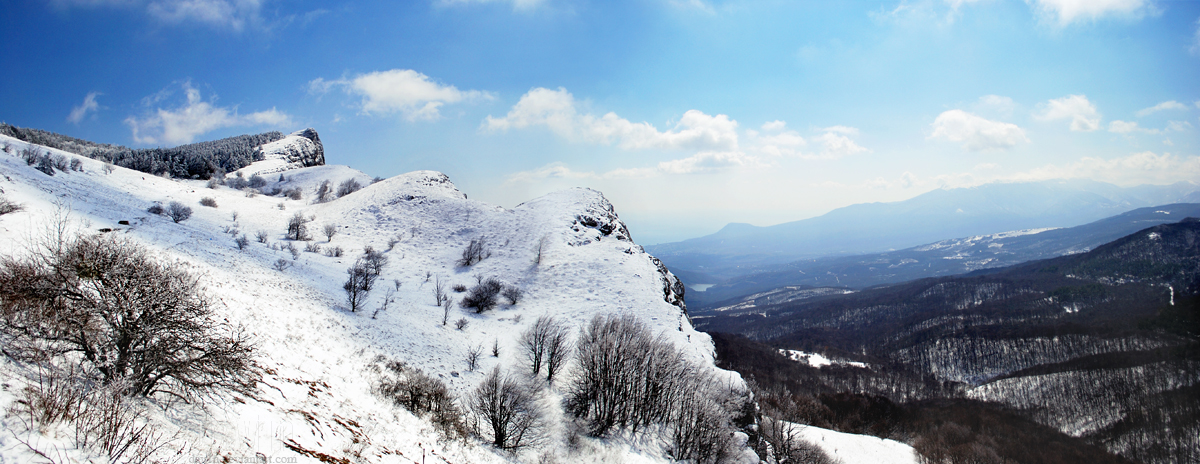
{"left": 648, "top": 179, "right": 1200, "bottom": 282}
{"left": 696, "top": 218, "right": 1200, "bottom": 463}
{"left": 689, "top": 203, "right": 1200, "bottom": 309}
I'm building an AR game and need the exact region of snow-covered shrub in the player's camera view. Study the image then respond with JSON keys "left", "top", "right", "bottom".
{"left": 235, "top": 235, "right": 250, "bottom": 250}
{"left": 12, "top": 365, "right": 172, "bottom": 463}
{"left": 206, "top": 178, "right": 221, "bottom": 189}
{"left": 147, "top": 202, "right": 165, "bottom": 215}
{"left": 453, "top": 283, "right": 467, "bottom": 292}
{"left": 502, "top": 285, "right": 523, "bottom": 305}
{"left": 21, "top": 146, "right": 40, "bottom": 165}
{"left": 324, "top": 246, "right": 344, "bottom": 257}
{"left": 460, "top": 278, "right": 503, "bottom": 313}
{"left": 248, "top": 174, "right": 266, "bottom": 188}
{"left": 315, "top": 180, "right": 332, "bottom": 203}
{"left": 273, "top": 259, "right": 290, "bottom": 271}
{"left": 304, "top": 241, "right": 321, "bottom": 253}
{"left": 323, "top": 223, "right": 338, "bottom": 242}
{"left": 0, "top": 195, "right": 22, "bottom": 215}
{"left": 0, "top": 234, "right": 258, "bottom": 399}
{"left": 336, "top": 178, "right": 362, "bottom": 198}
{"left": 36, "top": 153, "right": 56, "bottom": 176}
{"left": 227, "top": 176, "right": 249, "bottom": 190}
{"left": 566, "top": 313, "right": 743, "bottom": 458}
{"left": 469, "top": 367, "right": 544, "bottom": 451}
{"left": 167, "top": 201, "right": 192, "bottom": 223}
{"left": 283, "top": 242, "right": 299, "bottom": 260}
{"left": 466, "top": 345, "right": 482, "bottom": 371}
{"left": 284, "top": 187, "right": 302, "bottom": 200}
{"left": 199, "top": 197, "right": 218, "bottom": 208}
{"left": 285, "top": 212, "right": 311, "bottom": 240}
{"left": 376, "top": 359, "right": 465, "bottom": 440}
{"left": 255, "top": 230, "right": 269, "bottom": 243}
{"left": 455, "top": 318, "right": 468, "bottom": 330}
{"left": 458, "top": 237, "right": 490, "bottom": 267}
{"left": 69, "top": 157, "right": 83, "bottom": 171}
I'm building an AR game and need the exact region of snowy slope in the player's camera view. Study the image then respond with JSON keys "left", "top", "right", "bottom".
{"left": 785, "top": 422, "right": 918, "bottom": 464}
{"left": 0, "top": 134, "right": 745, "bottom": 463}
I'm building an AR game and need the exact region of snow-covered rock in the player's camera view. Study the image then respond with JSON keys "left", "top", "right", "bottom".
{"left": 238, "top": 128, "right": 324, "bottom": 177}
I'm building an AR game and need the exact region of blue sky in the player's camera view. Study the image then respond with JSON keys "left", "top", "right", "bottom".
{"left": 3, "top": 0, "right": 1199, "bottom": 244}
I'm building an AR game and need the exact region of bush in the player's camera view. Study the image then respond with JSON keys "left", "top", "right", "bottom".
{"left": 21, "top": 146, "right": 40, "bottom": 165}
{"left": 502, "top": 286, "right": 523, "bottom": 305}
{"left": 36, "top": 154, "right": 56, "bottom": 176}
{"left": 343, "top": 250, "right": 386, "bottom": 312}
{"left": 199, "top": 197, "right": 218, "bottom": 208}
{"left": 315, "top": 180, "right": 332, "bottom": 203}
{"left": 304, "top": 242, "right": 321, "bottom": 253}
{"left": 206, "top": 178, "right": 222, "bottom": 189}
{"left": 0, "top": 195, "right": 23, "bottom": 216}
{"left": 336, "top": 178, "right": 362, "bottom": 198}
{"left": 324, "top": 224, "right": 338, "bottom": 242}
{"left": 248, "top": 174, "right": 266, "bottom": 188}
{"left": 235, "top": 235, "right": 250, "bottom": 250}
{"left": 469, "top": 367, "right": 543, "bottom": 450}
{"left": 376, "top": 359, "right": 465, "bottom": 439}
{"left": 69, "top": 158, "right": 83, "bottom": 172}
{"left": 566, "top": 313, "right": 742, "bottom": 460}
{"left": 167, "top": 201, "right": 192, "bottom": 223}
{"left": 255, "top": 230, "right": 269, "bottom": 243}
{"left": 324, "top": 246, "right": 344, "bottom": 258}
{"left": 147, "top": 202, "right": 165, "bottom": 215}
{"left": 452, "top": 283, "right": 467, "bottom": 293}
{"left": 461, "top": 278, "right": 503, "bottom": 313}
{"left": 286, "top": 212, "right": 310, "bottom": 240}
{"left": 458, "top": 238, "right": 490, "bottom": 267}
{"left": 456, "top": 318, "right": 469, "bottom": 330}
{"left": 0, "top": 234, "right": 258, "bottom": 399}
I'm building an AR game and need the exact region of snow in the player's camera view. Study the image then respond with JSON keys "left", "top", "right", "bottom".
{"left": 786, "top": 422, "right": 918, "bottom": 464}
{"left": 780, "top": 350, "right": 868, "bottom": 369}
{"left": 0, "top": 135, "right": 750, "bottom": 463}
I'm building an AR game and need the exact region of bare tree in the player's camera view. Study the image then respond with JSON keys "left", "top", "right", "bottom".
{"left": 336, "top": 178, "right": 362, "bottom": 198}
{"left": 469, "top": 368, "right": 543, "bottom": 451}
{"left": 285, "top": 212, "right": 310, "bottom": 240}
{"left": 0, "top": 234, "right": 258, "bottom": 399}
{"left": 458, "top": 238, "right": 490, "bottom": 267}
{"left": 443, "top": 297, "right": 453, "bottom": 326}
{"left": 544, "top": 324, "right": 573, "bottom": 384}
{"left": 519, "top": 316, "right": 570, "bottom": 378}
{"left": 502, "top": 286, "right": 523, "bottom": 305}
{"left": 343, "top": 260, "right": 371, "bottom": 312}
{"left": 323, "top": 224, "right": 338, "bottom": 242}
{"left": 466, "top": 345, "right": 482, "bottom": 371}
{"left": 434, "top": 276, "right": 448, "bottom": 306}
{"left": 315, "top": 180, "right": 332, "bottom": 203}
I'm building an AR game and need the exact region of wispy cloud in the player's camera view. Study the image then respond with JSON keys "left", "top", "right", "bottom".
{"left": 1033, "top": 94, "right": 1101, "bottom": 132}
{"left": 1005, "top": 151, "right": 1200, "bottom": 186}
{"left": 1108, "top": 120, "right": 1160, "bottom": 134}
{"left": 434, "top": 0, "right": 548, "bottom": 12}
{"left": 1029, "top": 0, "right": 1157, "bottom": 26}
{"left": 485, "top": 87, "right": 740, "bottom": 152}
{"left": 310, "top": 69, "right": 491, "bottom": 122}
{"left": 54, "top": 0, "right": 270, "bottom": 31}
{"left": 1192, "top": 17, "right": 1200, "bottom": 55}
{"left": 67, "top": 91, "right": 102, "bottom": 124}
{"left": 1135, "top": 100, "right": 1188, "bottom": 117}
{"left": 928, "top": 109, "right": 1028, "bottom": 151}
{"left": 124, "top": 81, "right": 292, "bottom": 145}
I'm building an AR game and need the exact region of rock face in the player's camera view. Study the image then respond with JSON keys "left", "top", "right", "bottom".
{"left": 243, "top": 128, "right": 325, "bottom": 176}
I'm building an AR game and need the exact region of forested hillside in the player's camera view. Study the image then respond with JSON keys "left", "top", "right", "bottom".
{"left": 701, "top": 219, "right": 1200, "bottom": 463}
{"left": 0, "top": 122, "right": 284, "bottom": 178}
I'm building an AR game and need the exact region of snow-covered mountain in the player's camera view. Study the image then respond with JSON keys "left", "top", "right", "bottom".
{"left": 0, "top": 133, "right": 765, "bottom": 463}
{"left": 241, "top": 128, "right": 325, "bottom": 176}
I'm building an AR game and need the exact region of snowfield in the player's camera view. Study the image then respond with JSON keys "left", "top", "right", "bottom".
{"left": 0, "top": 134, "right": 909, "bottom": 463}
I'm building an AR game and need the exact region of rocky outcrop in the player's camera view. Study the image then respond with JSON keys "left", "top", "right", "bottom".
{"left": 244, "top": 128, "right": 325, "bottom": 176}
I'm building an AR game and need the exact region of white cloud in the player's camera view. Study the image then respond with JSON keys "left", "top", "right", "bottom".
{"left": 1167, "top": 120, "right": 1194, "bottom": 132}
{"left": 311, "top": 69, "right": 490, "bottom": 122}
{"left": 435, "top": 0, "right": 547, "bottom": 12}
{"left": 761, "top": 120, "right": 787, "bottom": 131}
{"left": 1033, "top": 94, "right": 1101, "bottom": 132}
{"left": 55, "top": 0, "right": 267, "bottom": 31}
{"left": 124, "top": 81, "right": 293, "bottom": 145}
{"left": 67, "top": 92, "right": 101, "bottom": 124}
{"left": 929, "top": 109, "right": 1028, "bottom": 151}
{"left": 1006, "top": 151, "right": 1200, "bottom": 186}
{"left": 1135, "top": 100, "right": 1187, "bottom": 117}
{"left": 1108, "top": 120, "right": 1160, "bottom": 134}
{"left": 485, "top": 87, "right": 739, "bottom": 152}
{"left": 975, "top": 94, "right": 1015, "bottom": 117}
{"left": 814, "top": 131, "right": 871, "bottom": 159}
{"left": 1029, "top": 0, "right": 1155, "bottom": 26}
